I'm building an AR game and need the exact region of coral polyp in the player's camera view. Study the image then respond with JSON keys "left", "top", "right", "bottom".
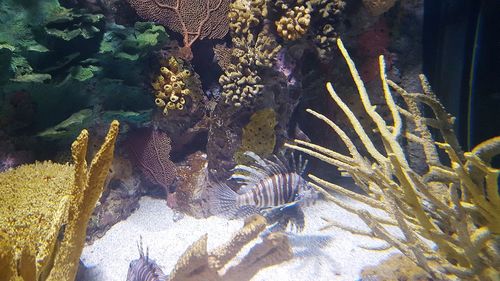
{"left": 152, "top": 57, "right": 192, "bottom": 115}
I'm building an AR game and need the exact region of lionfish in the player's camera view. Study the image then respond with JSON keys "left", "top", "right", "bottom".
{"left": 210, "top": 151, "right": 318, "bottom": 231}
{"left": 126, "top": 238, "right": 168, "bottom": 281}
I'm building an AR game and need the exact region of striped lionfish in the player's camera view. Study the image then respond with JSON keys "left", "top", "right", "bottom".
{"left": 126, "top": 238, "right": 168, "bottom": 281}
{"left": 210, "top": 151, "right": 318, "bottom": 231}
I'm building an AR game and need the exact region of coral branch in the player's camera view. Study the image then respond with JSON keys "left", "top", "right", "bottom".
{"left": 128, "top": 0, "right": 230, "bottom": 60}
{"left": 286, "top": 38, "right": 500, "bottom": 281}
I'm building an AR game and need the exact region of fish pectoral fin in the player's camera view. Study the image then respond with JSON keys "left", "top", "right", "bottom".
{"left": 235, "top": 205, "right": 259, "bottom": 218}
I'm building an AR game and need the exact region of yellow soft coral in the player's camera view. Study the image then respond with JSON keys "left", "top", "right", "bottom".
{"left": 219, "top": 29, "right": 281, "bottom": 106}
{"left": 0, "top": 121, "right": 119, "bottom": 281}
{"left": 228, "top": 0, "right": 267, "bottom": 35}
{"left": 152, "top": 57, "right": 192, "bottom": 115}
{"left": 286, "top": 39, "right": 500, "bottom": 281}
{"left": 275, "top": 5, "right": 311, "bottom": 41}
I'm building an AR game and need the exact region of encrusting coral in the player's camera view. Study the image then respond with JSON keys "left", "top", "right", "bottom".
{"left": 286, "top": 39, "right": 500, "bottom": 281}
{"left": 275, "top": 5, "right": 311, "bottom": 41}
{"left": 0, "top": 121, "right": 119, "bottom": 281}
{"left": 153, "top": 57, "right": 193, "bottom": 115}
{"left": 234, "top": 108, "right": 277, "bottom": 164}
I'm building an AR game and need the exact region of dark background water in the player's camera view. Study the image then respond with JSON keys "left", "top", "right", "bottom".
{"left": 423, "top": 0, "right": 500, "bottom": 156}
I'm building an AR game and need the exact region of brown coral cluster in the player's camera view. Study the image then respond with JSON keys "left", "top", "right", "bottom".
{"left": 216, "top": 0, "right": 283, "bottom": 107}
{"left": 153, "top": 57, "right": 192, "bottom": 115}
{"left": 275, "top": 6, "right": 311, "bottom": 41}
{"left": 219, "top": 29, "right": 281, "bottom": 106}
{"left": 228, "top": 0, "right": 267, "bottom": 35}
{"left": 271, "top": 0, "right": 346, "bottom": 58}
{"left": 363, "top": 0, "right": 398, "bottom": 16}
{"left": 309, "top": 0, "right": 346, "bottom": 58}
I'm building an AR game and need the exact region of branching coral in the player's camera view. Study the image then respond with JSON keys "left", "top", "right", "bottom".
{"left": 275, "top": 5, "right": 311, "bottom": 41}
{"left": 0, "top": 121, "right": 119, "bottom": 281}
{"left": 228, "top": 0, "right": 267, "bottom": 36}
{"left": 153, "top": 57, "right": 193, "bottom": 115}
{"left": 216, "top": 0, "right": 282, "bottom": 107}
{"left": 286, "top": 39, "right": 500, "bottom": 281}
{"left": 167, "top": 214, "right": 293, "bottom": 281}
{"left": 218, "top": 29, "right": 281, "bottom": 106}
{"left": 271, "top": 0, "right": 346, "bottom": 58}
{"left": 127, "top": 0, "right": 230, "bottom": 60}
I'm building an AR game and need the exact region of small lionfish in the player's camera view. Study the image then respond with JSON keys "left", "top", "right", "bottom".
{"left": 126, "top": 238, "right": 168, "bottom": 281}
{"left": 210, "top": 151, "right": 317, "bottom": 231}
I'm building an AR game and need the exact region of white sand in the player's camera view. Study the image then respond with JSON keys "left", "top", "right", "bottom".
{"left": 81, "top": 196, "right": 400, "bottom": 281}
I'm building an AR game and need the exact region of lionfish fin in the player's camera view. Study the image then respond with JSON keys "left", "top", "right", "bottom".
{"left": 209, "top": 182, "right": 239, "bottom": 218}
{"left": 235, "top": 205, "right": 259, "bottom": 217}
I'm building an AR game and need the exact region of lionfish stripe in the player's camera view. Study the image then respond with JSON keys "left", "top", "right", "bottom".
{"left": 287, "top": 173, "right": 294, "bottom": 202}
{"left": 272, "top": 175, "right": 279, "bottom": 206}
{"left": 252, "top": 186, "right": 259, "bottom": 206}
{"left": 279, "top": 174, "right": 288, "bottom": 205}
{"left": 275, "top": 174, "right": 282, "bottom": 205}
{"left": 261, "top": 179, "right": 270, "bottom": 207}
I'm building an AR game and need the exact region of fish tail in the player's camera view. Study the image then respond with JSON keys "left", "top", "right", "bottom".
{"left": 209, "top": 182, "right": 239, "bottom": 217}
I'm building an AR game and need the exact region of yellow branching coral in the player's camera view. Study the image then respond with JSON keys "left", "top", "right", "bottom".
{"left": 363, "top": 0, "right": 398, "bottom": 16}
{"left": 167, "top": 214, "right": 292, "bottom": 281}
{"left": 152, "top": 57, "right": 192, "bottom": 115}
{"left": 228, "top": 0, "right": 268, "bottom": 35}
{"left": 275, "top": 6, "right": 311, "bottom": 41}
{"left": 0, "top": 121, "right": 119, "bottom": 281}
{"left": 219, "top": 29, "right": 281, "bottom": 106}
{"left": 286, "top": 39, "right": 500, "bottom": 281}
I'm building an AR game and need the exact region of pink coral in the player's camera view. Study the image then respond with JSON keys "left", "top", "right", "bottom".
{"left": 357, "top": 19, "right": 392, "bottom": 82}
{"left": 127, "top": 128, "right": 177, "bottom": 193}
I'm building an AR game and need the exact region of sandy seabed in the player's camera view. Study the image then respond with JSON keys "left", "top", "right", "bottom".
{"left": 81, "top": 196, "right": 400, "bottom": 281}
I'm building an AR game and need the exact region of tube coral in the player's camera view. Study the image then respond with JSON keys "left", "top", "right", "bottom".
{"left": 286, "top": 39, "right": 500, "bottom": 281}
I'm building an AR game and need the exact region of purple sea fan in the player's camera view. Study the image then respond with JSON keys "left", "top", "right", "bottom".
{"left": 127, "top": 128, "right": 177, "bottom": 194}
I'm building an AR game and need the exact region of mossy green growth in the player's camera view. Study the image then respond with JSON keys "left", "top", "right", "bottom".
{"left": 0, "top": 0, "right": 105, "bottom": 82}
{"left": 0, "top": 0, "right": 168, "bottom": 140}
{"left": 37, "top": 109, "right": 151, "bottom": 141}
{"left": 234, "top": 108, "right": 277, "bottom": 165}
{"left": 100, "top": 22, "right": 168, "bottom": 61}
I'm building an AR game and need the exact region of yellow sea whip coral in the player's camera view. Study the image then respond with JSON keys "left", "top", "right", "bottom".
{"left": 275, "top": 5, "right": 311, "bottom": 41}
{"left": 0, "top": 121, "right": 119, "bottom": 281}
{"left": 152, "top": 57, "right": 192, "bottom": 115}
{"left": 286, "top": 39, "right": 500, "bottom": 281}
